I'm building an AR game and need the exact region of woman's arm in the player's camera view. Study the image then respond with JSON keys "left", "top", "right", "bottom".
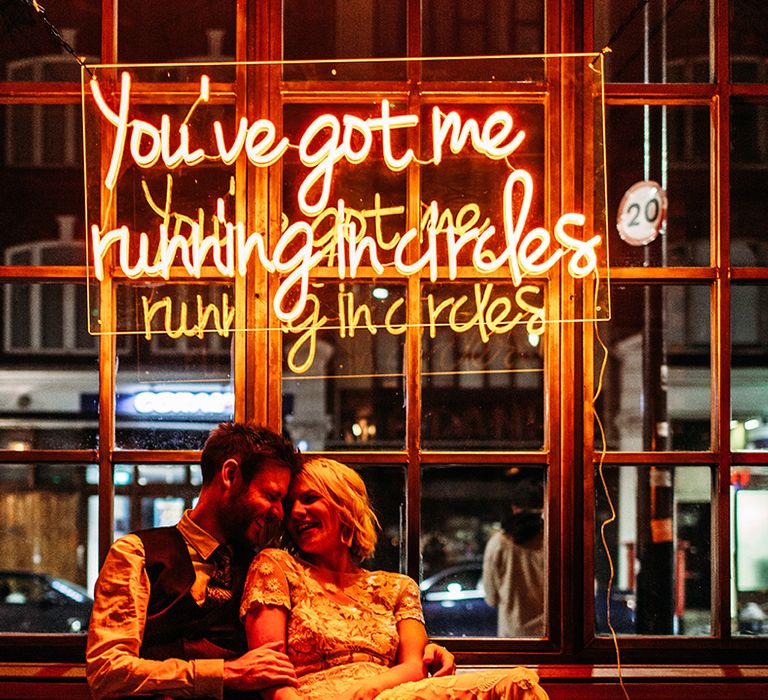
{"left": 341, "top": 618, "right": 428, "bottom": 700}
{"left": 244, "top": 604, "right": 302, "bottom": 700}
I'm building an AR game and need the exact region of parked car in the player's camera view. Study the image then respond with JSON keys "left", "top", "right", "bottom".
{"left": 595, "top": 587, "right": 637, "bottom": 635}
{"left": 420, "top": 561, "right": 497, "bottom": 637}
{"left": 0, "top": 571, "right": 92, "bottom": 633}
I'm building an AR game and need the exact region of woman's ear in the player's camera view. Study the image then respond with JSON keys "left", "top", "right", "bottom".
{"left": 221, "top": 458, "right": 239, "bottom": 489}
{"left": 341, "top": 525, "right": 353, "bottom": 548}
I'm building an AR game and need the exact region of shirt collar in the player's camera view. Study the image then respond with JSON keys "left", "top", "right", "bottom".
{"left": 178, "top": 509, "right": 221, "bottom": 560}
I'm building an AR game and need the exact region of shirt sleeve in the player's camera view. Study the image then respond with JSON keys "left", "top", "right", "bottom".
{"left": 85, "top": 534, "right": 224, "bottom": 700}
{"left": 393, "top": 574, "right": 425, "bottom": 624}
{"left": 239, "top": 548, "right": 292, "bottom": 621}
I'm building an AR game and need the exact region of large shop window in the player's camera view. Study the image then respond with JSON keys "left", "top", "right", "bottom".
{"left": 2, "top": 0, "right": 768, "bottom": 672}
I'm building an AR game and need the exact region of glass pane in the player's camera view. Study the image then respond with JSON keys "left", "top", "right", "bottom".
{"left": 595, "top": 284, "right": 711, "bottom": 451}
{"left": 731, "top": 284, "right": 768, "bottom": 448}
{"left": 0, "top": 282, "right": 98, "bottom": 450}
{"left": 140, "top": 497, "right": 186, "bottom": 528}
{"left": 595, "top": 0, "right": 710, "bottom": 83}
{"left": 419, "top": 102, "right": 546, "bottom": 260}
{"left": 1, "top": 103, "right": 84, "bottom": 261}
{"left": 118, "top": 2, "right": 235, "bottom": 63}
{"left": 595, "top": 464, "right": 712, "bottom": 636}
{"left": 281, "top": 102, "right": 407, "bottom": 255}
{"left": 732, "top": 468, "right": 768, "bottom": 635}
{"left": 422, "top": 0, "right": 545, "bottom": 81}
{"left": 0, "top": 1, "right": 99, "bottom": 81}
{"left": 114, "top": 286, "right": 234, "bottom": 449}
{"left": 282, "top": 283, "right": 406, "bottom": 452}
{"left": 606, "top": 105, "right": 711, "bottom": 267}
{"left": 730, "top": 1, "right": 768, "bottom": 83}
{"left": 0, "top": 463, "right": 93, "bottom": 633}
{"left": 113, "top": 465, "right": 198, "bottom": 526}
{"left": 731, "top": 102, "right": 768, "bottom": 266}
{"left": 421, "top": 282, "right": 545, "bottom": 450}
{"left": 421, "top": 465, "right": 547, "bottom": 638}
{"left": 356, "top": 464, "right": 405, "bottom": 573}
{"left": 86, "top": 100, "right": 237, "bottom": 274}
{"left": 283, "top": 1, "right": 406, "bottom": 80}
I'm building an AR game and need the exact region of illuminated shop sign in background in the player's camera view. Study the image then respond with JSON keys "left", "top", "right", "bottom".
{"left": 83, "top": 56, "right": 609, "bottom": 374}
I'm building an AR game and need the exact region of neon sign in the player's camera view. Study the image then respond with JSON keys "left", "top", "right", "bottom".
{"left": 84, "top": 58, "right": 608, "bottom": 374}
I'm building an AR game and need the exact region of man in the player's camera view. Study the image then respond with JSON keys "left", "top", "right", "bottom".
{"left": 87, "top": 422, "right": 455, "bottom": 699}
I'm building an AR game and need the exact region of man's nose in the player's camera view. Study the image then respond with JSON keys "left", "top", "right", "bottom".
{"left": 272, "top": 500, "right": 284, "bottom": 521}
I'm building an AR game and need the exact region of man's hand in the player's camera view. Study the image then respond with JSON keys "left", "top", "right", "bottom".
{"left": 223, "top": 641, "right": 298, "bottom": 691}
{"left": 422, "top": 642, "right": 456, "bottom": 677}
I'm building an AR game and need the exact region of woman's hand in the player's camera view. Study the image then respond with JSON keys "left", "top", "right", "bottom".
{"left": 422, "top": 642, "right": 456, "bottom": 677}
{"left": 339, "top": 678, "right": 382, "bottom": 700}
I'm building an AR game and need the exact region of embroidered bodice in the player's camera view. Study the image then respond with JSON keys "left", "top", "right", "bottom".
{"left": 240, "top": 548, "right": 423, "bottom": 678}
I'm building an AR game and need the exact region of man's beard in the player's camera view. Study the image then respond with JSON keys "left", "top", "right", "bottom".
{"left": 221, "top": 492, "right": 261, "bottom": 548}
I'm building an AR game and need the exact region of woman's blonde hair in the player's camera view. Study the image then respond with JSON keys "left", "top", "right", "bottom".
{"left": 293, "top": 457, "right": 380, "bottom": 563}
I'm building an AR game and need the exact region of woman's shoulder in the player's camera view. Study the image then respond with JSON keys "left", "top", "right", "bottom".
{"left": 254, "top": 547, "right": 301, "bottom": 571}
{"left": 366, "top": 568, "right": 419, "bottom": 592}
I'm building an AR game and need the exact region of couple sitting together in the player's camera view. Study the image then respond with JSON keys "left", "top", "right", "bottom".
{"left": 87, "top": 422, "right": 548, "bottom": 700}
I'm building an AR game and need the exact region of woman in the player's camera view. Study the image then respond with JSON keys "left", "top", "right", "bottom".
{"left": 240, "top": 457, "right": 548, "bottom": 700}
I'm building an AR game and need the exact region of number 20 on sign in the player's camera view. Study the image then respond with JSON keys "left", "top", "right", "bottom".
{"left": 616, "top": 180, "right": 667, "bottom": 247}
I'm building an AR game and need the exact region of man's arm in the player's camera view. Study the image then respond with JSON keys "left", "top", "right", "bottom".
{"left": 87, "top": 536, "right": 297, "bottom": 699}
{"left": 86, "top": 535, "right": 224, "bottom": 699}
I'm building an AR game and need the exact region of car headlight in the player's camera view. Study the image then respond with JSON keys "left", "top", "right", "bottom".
{"left": 67, "top": 618, "right": 84, "bottom": 633}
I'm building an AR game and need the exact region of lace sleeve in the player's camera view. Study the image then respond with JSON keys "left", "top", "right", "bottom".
{"left": 393, "top": 574, "right": 425, "bottom": 624}
{"left": 239, "top": 548, "right": 291, "bottom": 620}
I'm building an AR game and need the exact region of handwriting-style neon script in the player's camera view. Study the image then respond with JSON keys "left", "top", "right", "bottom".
{"left": 89, "top": 71, "right": 602, "bottom": 328}
{"left": 140, "top": 283, "right": 545, "bottom": 374}
{"left": 91, "top": 72, "right": 526, "bottom": 216}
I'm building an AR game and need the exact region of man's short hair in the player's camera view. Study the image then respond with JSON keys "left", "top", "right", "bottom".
{"left": 200, "top": 422, "right": 300, "bottom": 484}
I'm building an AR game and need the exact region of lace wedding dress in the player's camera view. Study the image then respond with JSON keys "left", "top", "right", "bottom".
{"left": 240, "top": 549, "right": 548, "bottom": 700}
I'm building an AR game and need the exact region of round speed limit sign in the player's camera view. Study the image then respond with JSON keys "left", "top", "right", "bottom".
{"left": 616, "top": 180, "right": 667, "bottom": 246}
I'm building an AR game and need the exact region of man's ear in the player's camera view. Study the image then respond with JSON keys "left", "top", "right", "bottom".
{"left": 221, "top": 458, "right": 239, "bottom": 489}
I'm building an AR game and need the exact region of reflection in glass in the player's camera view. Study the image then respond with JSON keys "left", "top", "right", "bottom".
{"left": 0, "top": 282, "right": 98, "bottom": 450}
{"left": 595, "top": 0, "right": 710, "bottom": 83}
{"left": 1, "top": 113, "right": 84, "bottom": 255}
{"left": 422, "top": 0, "right": 544, "bottom": 81}
{"left": 595, "top": 284, "right": 711, "bottom": 451}
{"left": 595, "top": 464, "right": 712, "bottom": 636}
{"left": 282, "top": 283, "right": 406, "bottom": 451}
{"left": 421, "top": 465, "right": 546, "bottom": 638}
{"left": 118, "top": 2, "right": 234, "bottom": 63}
{"left": 283, "top": 1, "right": 406, "bottom": 80}
{"left": 731, "top": 103, "right": 768, "bottom": 266}
{"left": 112, "top": 466, "right": 198, "bottom": 531}
{"left": 281, "top": 103, "right": 407, "bottom": 257}
{"left": 606, "top": 105, "right": 710, "bottom": 267}
{"left": 0, "top": 463, "right": 92, "bottom": 633}
{"left": 730, "top": 1, "right": 768, "bottom": 83}
{"left": 115, "top": 286, "right": 234, "bottom": 449}
{"left": 421, "top": 283, "right": 545, "bottom": 450}
{"left": 731, "top": 284, "right": 768, "bottom": 449}
{"left": 355, "top": 465, "right": 405, "bottom": 573}
{"left": 0, "top": 1, "right": 99, "bottom": 81}
{"left": 419, "top": 103, "right": 546, "bottom": 265}
{"left": 732, "top": 468, "right": 768, "bottom": 635}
